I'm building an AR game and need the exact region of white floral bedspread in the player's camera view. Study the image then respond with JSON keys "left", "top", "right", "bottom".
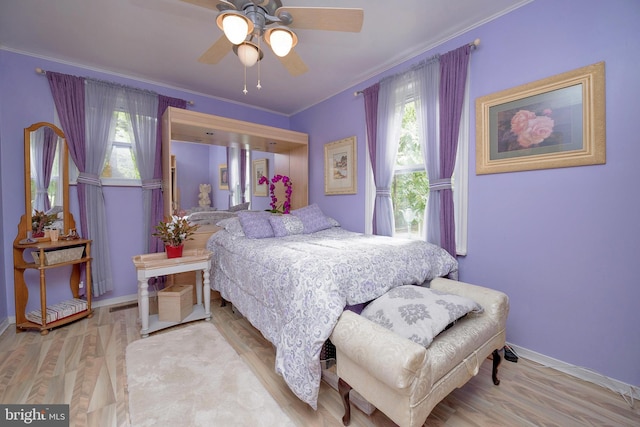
{"left": 206, "top": 227, "right": 458, "bottom": 409}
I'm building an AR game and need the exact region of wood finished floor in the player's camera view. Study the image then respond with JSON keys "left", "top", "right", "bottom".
{"left": 1, "top": 297, "right": 638, "bottom": 427}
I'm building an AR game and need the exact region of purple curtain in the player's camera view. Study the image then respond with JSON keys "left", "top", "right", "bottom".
{"left": 46, "top": 72, "right": 88, "bottom": 237}
{"left": 153, "top": 96, "right": 187, "bottom": 253}
{"left": 438, "top": 45, "right": 471, "bottom": 257}
{"left": 41, "top": 127, "right": 57, "bottom": 211}
{"left": 363, "top": 83, "right": 380, "bottom": 234}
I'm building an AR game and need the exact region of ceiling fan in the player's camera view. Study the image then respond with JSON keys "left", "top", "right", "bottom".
{"left": 181, "top": 0, "right": 364, "bottom": 77}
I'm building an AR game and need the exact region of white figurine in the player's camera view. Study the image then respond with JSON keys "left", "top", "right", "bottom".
{"left": 198, "top": 183, "right": 211, "bottom": 207}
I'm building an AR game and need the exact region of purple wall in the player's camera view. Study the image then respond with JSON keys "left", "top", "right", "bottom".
{"left": 291, "top": 0, "right": 639, "bottom": 388}
{"left": 0, "top": 50, "right": 291, "bottom": 315}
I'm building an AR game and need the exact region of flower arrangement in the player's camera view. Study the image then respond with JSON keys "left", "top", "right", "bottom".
{"left": 258, "top": 174, "right": 293, "bottom": 214}
{"left": 510, "top": 109, "right": 555, "bottom": 148}
{"left": 152, "top": 215, "right": 199, "bottom": 247}
{"left": 31, "top": 210, "right": 56, "bottom": 237}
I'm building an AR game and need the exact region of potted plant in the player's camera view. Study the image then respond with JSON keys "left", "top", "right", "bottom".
{"left": 152, "top": 215, "right": 199, "bottom": 258}
{"left": 258, "top": 174, "right": 293, "bottom": 214}
{"left": 31, "top": 210, "right": 56, "bottom": 238}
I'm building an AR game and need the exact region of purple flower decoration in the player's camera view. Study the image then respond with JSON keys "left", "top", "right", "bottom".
{"left": 259, "top": 175, "right": 293, "bottom": 214}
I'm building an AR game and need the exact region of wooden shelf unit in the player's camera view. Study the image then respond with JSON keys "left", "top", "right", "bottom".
{"left": 13, "top": 214, "right": 93, "bottom": 335}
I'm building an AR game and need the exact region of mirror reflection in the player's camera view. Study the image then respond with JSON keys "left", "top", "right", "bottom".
{"left": 29, "top": 126, "right": 62, "bottom": 212}
{"left": 171, "top": 142, "right": 254, "bottom": 213}
{"left": 24, "top": 122, "right": 70, "bottom": 238}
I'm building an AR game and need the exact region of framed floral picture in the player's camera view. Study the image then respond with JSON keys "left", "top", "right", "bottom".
{"left": 218, "top": 164, "right": 228, "bottom": 190}
{"left": 252, "top": 158, "right": 268, "bottom": 196}
{"left": 324, "top": 136, "right": 357, "bottom": 195}
{"left": 476, "top": 61, "right": 605, "bottom": 174}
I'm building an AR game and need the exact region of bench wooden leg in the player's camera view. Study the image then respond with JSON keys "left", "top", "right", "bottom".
{"left": 492, "top": 349, "right": 501, "bottom": 385}
{"left": 338, "top": 377, "right": 352, "bottom": 425}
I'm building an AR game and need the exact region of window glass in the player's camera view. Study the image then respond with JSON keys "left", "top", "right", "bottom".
{"left": 392, "top": 101, "right": 428, "bottom": 238}
{"left": 101, "top": 110, "right": 140, "bottom": 181}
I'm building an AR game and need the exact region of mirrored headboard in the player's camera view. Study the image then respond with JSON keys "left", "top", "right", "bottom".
{"left": 161, "top": 107, "right": 309, "bottom": 217}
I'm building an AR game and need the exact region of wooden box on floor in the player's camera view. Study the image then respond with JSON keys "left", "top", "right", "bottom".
{"left": 158, "top": 284, "right": 193, "bottom": 322}
{"left": 149, "top": 294, "right": 158, "bottom": 315}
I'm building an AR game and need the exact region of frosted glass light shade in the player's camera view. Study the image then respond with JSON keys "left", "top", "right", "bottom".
{"left": 221, "top": 14, "right": 250, "bottom": 45}
{"left": 237, "top": 43, "right": 259, "bottom": 67}
{"left": 269, "top": 29, "right": 294, "bottom": 57}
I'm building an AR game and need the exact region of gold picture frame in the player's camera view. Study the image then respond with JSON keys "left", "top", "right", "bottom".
{"left": 252, "top": 158, "right": 268, "bottom": 196}
{"left": 476, "top": 61, "right": 605, "bottom": 175}
{"left": 218, "top": 164, "right": 228, "bottom": 190}
{"left": 324, "top": 136, "right": 357, "bottom": 195}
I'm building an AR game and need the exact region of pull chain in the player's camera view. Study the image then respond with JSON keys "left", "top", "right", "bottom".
{"left": 256, "top": 37, "right": 262, "bottom": 90}
{"left": 243, "top": 62, "right": 248, "bottom": 95}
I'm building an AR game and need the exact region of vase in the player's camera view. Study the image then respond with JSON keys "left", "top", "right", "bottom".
{"left": 165, "top": 244, "right": 184, "bottom": 259}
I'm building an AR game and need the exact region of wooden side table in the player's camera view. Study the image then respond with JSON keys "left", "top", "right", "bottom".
{"left": 14, "top": 237, "right": 93, "bottom": 334}
{"left": 132, "top": 248, "right": 212, "bottom": 337}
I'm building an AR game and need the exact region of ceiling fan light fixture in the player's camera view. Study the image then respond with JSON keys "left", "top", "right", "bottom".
{"left": 234, "top": 41, "right": 263, "bottom": 67}
{"left": 265, "top": 27, "right": 297, "bottom": 57}
{"left": 217, "top": 11, "right": 253, "bottom": 45}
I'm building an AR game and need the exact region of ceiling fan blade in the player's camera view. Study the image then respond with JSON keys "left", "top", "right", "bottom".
{"left": 276, "top": 7, "right": 364, "bottom": 32}
{"left": 198, "top": 36, "right": 233, "bottom": 64}
{"left": 180, "top": 0, "right": 236, "bottom": 12}
{"left": 278, "top": 48, "right": 308, "bottom": 76}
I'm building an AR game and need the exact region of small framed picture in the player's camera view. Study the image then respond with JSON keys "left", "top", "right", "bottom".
{"left": 253, "top": 158, "right": 268, "bottom": 196}
{"left": 324, "top": 136, "right": 357, "bottom": 195}
{"left": 218, "top": 164, "right": 228, "bottom": 190}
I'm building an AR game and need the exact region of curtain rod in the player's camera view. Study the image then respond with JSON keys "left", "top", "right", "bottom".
{"left": 35, "top": 68, "right": 195, "bottom": 106}
{"left": 353, "top": 38, "right": 480, "bottom": 96}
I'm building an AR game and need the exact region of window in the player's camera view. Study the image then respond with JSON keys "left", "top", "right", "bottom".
{"left": 101, "top": 110, "right": 141, "bottom": 183}
{"left": 392, "top": 101, "right": 428, "bottom": 239}
{"left": 366, "top": 82, "right": 469, "bottom": 254}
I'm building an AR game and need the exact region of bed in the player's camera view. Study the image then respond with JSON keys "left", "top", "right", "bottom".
{"left": 205, "top": 206, "right": 458, "bottom": 409}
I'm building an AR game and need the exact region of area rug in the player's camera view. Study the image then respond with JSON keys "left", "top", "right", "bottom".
{"left": 126, "top": 322, "right": 296, "bottom": 427}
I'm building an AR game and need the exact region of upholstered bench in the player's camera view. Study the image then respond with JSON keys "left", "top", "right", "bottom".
{"left": 330, "top": 277, "right": 509, "bottom": 427}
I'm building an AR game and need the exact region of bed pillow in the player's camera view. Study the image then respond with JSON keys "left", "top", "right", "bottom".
{"left": 269, "top": 215, "right": 304, "bottom": 237}
{"left": 291, "top": 203, "right": 333, "bottom": 234}
{"left": 216, "top": 217, "right": 245, "bottom": 238}
{"left": 327, "top": 216, "right": 340, "bottom": 227}
{"left": 229, "top": 202, "right": 250, "bottom": 212}
{"left": 237, "top": 211, "right": 275, "bottom": 239}
{"left": 361, "top": 285, "right": 483, "bottom": 348}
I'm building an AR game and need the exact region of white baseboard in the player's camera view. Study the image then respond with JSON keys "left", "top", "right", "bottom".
{"left": 507, "top": 342, "right": 640, "bottom": 403}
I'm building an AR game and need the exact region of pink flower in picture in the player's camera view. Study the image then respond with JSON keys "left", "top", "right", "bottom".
{"left": 517, "top": 115, "right": 555, "bottom": 147}
{"left": 510, "top": 110, "right": 537, "bottom": 135}
{"left": 510, "top": 109, "right": 555, "bottom": 148}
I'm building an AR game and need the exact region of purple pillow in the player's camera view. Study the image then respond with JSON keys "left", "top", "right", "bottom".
{"left": 237, "top": 211, "right": 274, "bottom": 239}
{"left": 291, "top": 203, "right": 333, "bottom": 234}
{"left": 269, "top": 215, "right": 304, "bottom": 237}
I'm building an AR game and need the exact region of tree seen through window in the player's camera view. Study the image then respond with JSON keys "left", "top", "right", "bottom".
{"left": 392, "top": 101, "right": 428, "bottom": 238}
